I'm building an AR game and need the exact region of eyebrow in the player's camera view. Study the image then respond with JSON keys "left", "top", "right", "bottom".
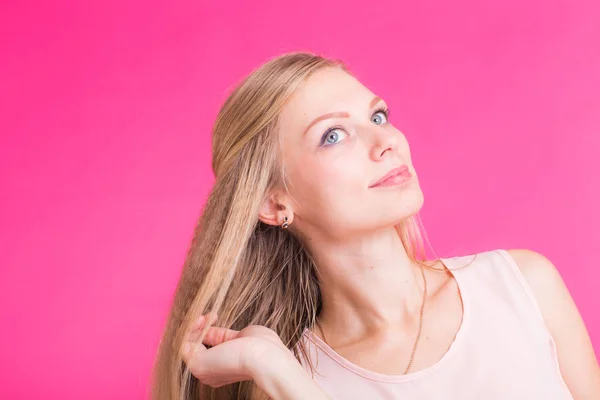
{"left": 302, "top": 96, "right": 383, "bottom": 137}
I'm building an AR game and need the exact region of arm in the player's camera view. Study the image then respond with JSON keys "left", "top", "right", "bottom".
{"left": 252, "top": 350, "right": 333, "bottom": 400}
{"left": 507, "top": 248, "right": 600, "bottom": 399}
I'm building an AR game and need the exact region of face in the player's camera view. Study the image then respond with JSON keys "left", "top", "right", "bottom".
{"left": 274, "top": 67, "right": 424, "bottom": 236}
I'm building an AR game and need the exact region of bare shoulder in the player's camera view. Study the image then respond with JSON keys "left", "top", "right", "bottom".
{"left": 504, "top": 248, "right": 579, "bottom": 335}
{"left": 504, "top": 248, "right": 563, "bottom": 298}
{"left": 505, "top": 248, "right": 600, "bottom": 399}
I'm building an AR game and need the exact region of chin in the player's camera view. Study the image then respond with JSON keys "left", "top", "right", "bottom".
{"left": 386, "top": 186, "right": 424, "bottom": 217}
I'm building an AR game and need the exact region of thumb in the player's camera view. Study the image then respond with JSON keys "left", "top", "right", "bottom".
{"left": 202, "top": 325, "right": 241, "bottom": 347}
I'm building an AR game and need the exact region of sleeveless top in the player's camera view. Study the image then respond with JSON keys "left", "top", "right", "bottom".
{"left": 295, "top": 249, "right": 573, "bottom": 399}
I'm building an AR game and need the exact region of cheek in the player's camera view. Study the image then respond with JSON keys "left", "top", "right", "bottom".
{"left": 310, "top": 161, "right": 368, "bottom": 210}
{"left": 288, "top": 158, "right": 366, "bottom": 206}
{"left": 322, "top": 164, "right": 364, "bottom": 192}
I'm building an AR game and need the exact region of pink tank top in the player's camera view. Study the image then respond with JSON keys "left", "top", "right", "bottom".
{"left": 296, "top": 249, "right": 573, "bottom": 399}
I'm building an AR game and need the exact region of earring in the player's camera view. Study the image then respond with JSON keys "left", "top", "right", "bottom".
{"left": 281, "top": 216, "right": 289, "bottom": 229}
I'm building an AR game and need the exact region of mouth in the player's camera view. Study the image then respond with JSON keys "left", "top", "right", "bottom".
{"left": 369, "top": 165, "right": 412, "bottom": 188}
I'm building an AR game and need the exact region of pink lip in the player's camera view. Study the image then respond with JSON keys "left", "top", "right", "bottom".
{"left": 369, "top": 165, "right": 412, "bottom": 188}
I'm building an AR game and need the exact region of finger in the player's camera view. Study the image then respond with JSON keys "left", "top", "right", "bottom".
{"left": 188, "top": 312, "right": 219, "bottom": 342}
{"left": 181, "top": 325, "right": 238, "bottom": 367}
{"left": 180, "top": 337, "right": 206, "bottom": 365}
{"left": 182, "top": 313, "right": 218, "bottom": 363}
{"left": 201, "top": 326, "right": 240, "bottom": 347}
{"left": 188, "top": 312, "right": 239, "bottom": 346}
{"left": 186, "top": 339, "right": 254, "bottom": 384}
{"left": 190, "top": 312, "right": 218, "bottom": 330}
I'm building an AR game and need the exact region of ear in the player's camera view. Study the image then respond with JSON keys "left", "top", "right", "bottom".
{"left": 258, "top": 192, "right": 294, "bottom": 228}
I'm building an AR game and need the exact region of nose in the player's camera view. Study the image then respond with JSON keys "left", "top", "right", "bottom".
{"left": 366, "top": 125, "right": 401, "bottom": 161}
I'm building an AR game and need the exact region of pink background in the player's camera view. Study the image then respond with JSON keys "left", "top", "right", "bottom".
{"left": 1, "top": 1, "right": 598, "bottom": 398}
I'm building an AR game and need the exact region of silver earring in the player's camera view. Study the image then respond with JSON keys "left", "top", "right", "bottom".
{"left": 281, "top": 216, "right": 289, "bottom": 229}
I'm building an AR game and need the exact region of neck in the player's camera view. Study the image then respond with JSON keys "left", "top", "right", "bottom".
{"left": 303, "top": 226, "right": 426, "bottom": 344}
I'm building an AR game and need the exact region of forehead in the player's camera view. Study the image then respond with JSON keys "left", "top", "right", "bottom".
{"left": 278, "top": 67, "right": 374, "bottom": 134}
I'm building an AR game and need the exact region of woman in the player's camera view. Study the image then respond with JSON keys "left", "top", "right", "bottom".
{"left": 151, "top": 52, "right": 600, "bottom": 399}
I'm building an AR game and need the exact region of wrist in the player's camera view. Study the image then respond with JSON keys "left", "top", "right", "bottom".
{"left": 251, "top": 348, "right": 330, "bottom": 400}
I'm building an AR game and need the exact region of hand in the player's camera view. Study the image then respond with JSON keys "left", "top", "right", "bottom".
{"left": 179, "top": 312, "right": 294, "bottom": 389}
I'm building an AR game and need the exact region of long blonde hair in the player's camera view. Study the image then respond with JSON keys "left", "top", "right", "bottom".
{"left": 150, "top": 51, "right": 434, "bottom": 399}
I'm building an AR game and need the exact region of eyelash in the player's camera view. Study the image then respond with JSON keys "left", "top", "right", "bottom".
{"left": 320, "top": 106, "right": 391, "bottom": 146}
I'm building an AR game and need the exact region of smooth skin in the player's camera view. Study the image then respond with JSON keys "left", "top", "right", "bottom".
{"left": 508, "top": 249, "right": 600, "bottom": 399}
{"left": 181, "top": 67, "right": 600, "bottom": 398}
{"left": 180, "top": 313, "right": 331, "bottom": 399}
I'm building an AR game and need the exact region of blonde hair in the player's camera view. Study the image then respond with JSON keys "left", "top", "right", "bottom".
{"left": 150, "top": 51, "right": 436, "bottom": 400}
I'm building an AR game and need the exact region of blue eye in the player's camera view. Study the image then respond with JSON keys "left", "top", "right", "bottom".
{"left": 371, "top": 106, "right": 390, "bottom": 125}
{"left": 320, "top": 125, "right": 346, "bottom": 146}
{"left": 319, "top": 106, "right": 391, "bottom": 147}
